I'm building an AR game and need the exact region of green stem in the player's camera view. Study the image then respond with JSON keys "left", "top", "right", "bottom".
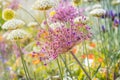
{"left": 70, "top": 52, "right": 91, "bottom": 80}
{"left": 16, "top": 42, "right": 30, "bottom": 80}
{"left": 60, "top": 55, "right": 73, "bottom": 79}
{"left": 57, "top": 59, "right": 63, "bottom": 80}
{"left": 20, "top": 7, "right": 41, "bottom": 27}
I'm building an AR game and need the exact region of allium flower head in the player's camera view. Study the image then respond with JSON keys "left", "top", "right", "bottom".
{"left": 51, "top": 4, "right": 79, "bottom": 22}
{"left": 32, "top": 0, "right": 54, "bottom": 10}
{"left": 7, "top": 29, "right": 29, "bottom": 41}
{"left": 2, "top": 8, "right": 15, "bottom": 20}
{"left": 2, "top": 19, "right": 25, "bottom": 30}
{"left": 35, "top": 25, "right": 91, "bottom": 64}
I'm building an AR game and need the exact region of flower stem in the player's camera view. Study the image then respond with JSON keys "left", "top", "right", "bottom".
{"left": 60, "top": 55, "right": 73, "bottom": 79}
{"left": 16, "top": 42, "right": 30, "bottom": 80}
{"left": 70, "top": 51, "right": 91, "bottom": 80}
{"left": 57, "top": 58, "right": 63, "bottom": 80}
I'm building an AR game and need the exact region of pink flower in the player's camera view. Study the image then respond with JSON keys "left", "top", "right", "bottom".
{"left": 8, "top": 0, "right": 19, "bottom": 10}
{"left": 34, "top": 24, "right": 91, "bottom": 64}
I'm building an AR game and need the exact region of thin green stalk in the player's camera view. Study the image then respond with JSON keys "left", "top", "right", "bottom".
{"left": 83, "top": 41, "right": 91, "bottom": 77}
{"left": 70, "top": 52, "right": 91, "bottom": 80}
{"left": 16, "top": 42, "right": 30, "bottom": 80}
{"left": 60, "top": 55, "right": 73, "bottom": 79}
{"left": 57, "top": 58, "right": 63, "bottom": 80}
{"left": 20, "top": 7, "right": 41, "bottom": 26}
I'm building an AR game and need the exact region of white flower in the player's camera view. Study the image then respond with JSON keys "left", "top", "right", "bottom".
{"left": 74, "top": 16, "right": 89, "bottom": 24}
{"left": 7, "top": 29, "right": 29, "bottom": 41}
{"left": 112, "top": 0, "right": 120, "bottom": 5}
{"left": 89, "top": 8, "right": 106, "bottom": 17}
{"left": 27, "top": 22, "right": 38, "bottom": 27}
{"left": 32, "top": 0, "right": 54, "bottom": 10}
{"left": 84, "top": 58, "right": 93, "bottom": 66}
{"left": 2, "top": 19, "right": 25, "bottom": 30}
{"left": 49, "top": 22, "right": 63, "bottom": 29}
{"left": 92, "top": 4, "right": 102, "bottom": 9}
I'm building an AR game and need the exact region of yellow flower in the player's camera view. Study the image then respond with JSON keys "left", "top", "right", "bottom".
{"left": 2, "top": 8, "right": 15, "bottom": 20}
{"left": 49, "top": 10, "right": 56, "bottom": 17}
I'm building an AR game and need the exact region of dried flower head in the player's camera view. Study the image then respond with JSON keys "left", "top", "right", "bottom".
{"left": 112, "top": 0, "right": 120, "bottom": 5}
{"left": 32, "top": 0, "right": 54, "bottom": 10}
{"left": 7, "top": 29, "right": 29, "bottom": 41}
{"left": 92, "top": 4, "right": 102, "bottom": 9}
{"left": 2, "top": 19, "right": 25, "bottom": 30}
{"left": 89, "top": 8, "right": 106, "bottom": 17}
{"left": 2, "top": 8, "right": 15, "bottom": 20}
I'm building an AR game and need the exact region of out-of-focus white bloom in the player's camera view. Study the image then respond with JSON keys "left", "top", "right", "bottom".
{"left": 74, "top": 16, "right": 89, "bottom": 24}
{"left": 112, "top": 0, "right": 120, "bottom": 5}
{"left": 33, "top": 46, "right": 40, "bottom": 52}
{"left": 32, "top": 0, "right": 54, "bottom": 10}
{"left": 2, "top": 19, "right": 25, "bottom": 30}
{"left": 7, "top": 29, "right": 29, "bottom": 41}
{"left": 49, "top": 22, "right": 63, "bottom": 29}
{"left": 27, "top": 22, "right": 38, "bottom": 27}
{"left": 92, "top": 4, "right": 102, "bottom": 9}
{"left": 84, "top": 58, "right": 93, "bottom": 66}
{"left": 90, "top": 3, "right": 106, "bottom": 17}
{"left": 89, "top": 8, "right": 106, "bottom": 17}
{"left": 85, "top": 7, "right": 92, "bottom": 12}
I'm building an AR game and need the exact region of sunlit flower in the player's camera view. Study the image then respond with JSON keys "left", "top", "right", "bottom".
{"left": 89, "top": 42, "right": 96, "bottom": 48}
{"left": 2, "top": 8, "right": 15, "bottom": 20}
{"left": 0, "top": 35, "right": 3, "bottom": 42}
{"left": 35, "top": 25, "right": 91, "bottom": 64}
{"left": 51, "top": 4, "right": 78, "bottom": 22}
{"left": 49, "top": 10, "right": 56, "bottom": 17}
{"left": 7, "top": 29, "right": 29, "bottom": 41}
{"left": 92, "top": 4, "right": 102, "bottom": 9}
{"left": 2, "top": 19, "right": 25, "bottom": 30}
{"left": 111, "top": 0, "right": 120, "bottom": 5}
{"left": 90, "top": 8, "right": 106, "bottom": 17}
{"left": 32, "top": 0, "right": 54, "bottom": 10}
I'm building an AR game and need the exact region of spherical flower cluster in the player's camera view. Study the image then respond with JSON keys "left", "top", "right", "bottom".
{"left": 2, "top": 8, "right": 15, "bottom": 20}
{"left": 89, "top": 4, "right": 106, "bottom": 17}
{"left": 50, "top": 5, "right": 78, "bottom": 22}
{"left": 35, "top": 25, "right": 91, "bottom": 64}
{"left": 32, "top": 0, "right": 54, "bottom": 10}
{"left": 7, "top": 29, "right": 29, "bottom": 41}
{"left": 2, "top": 19, "right": 25, "bottom": 30}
